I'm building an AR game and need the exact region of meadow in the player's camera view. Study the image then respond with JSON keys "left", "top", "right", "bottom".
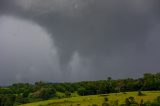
{"left": 20, "top": 91, "right": 160, "bottom": 106}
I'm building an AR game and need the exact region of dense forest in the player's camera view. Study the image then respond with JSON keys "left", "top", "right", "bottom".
{"left": 0, "top": 73, "right": 160, "bottom": 106}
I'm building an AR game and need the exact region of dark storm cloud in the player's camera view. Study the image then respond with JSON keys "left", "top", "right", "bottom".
{"left": 0, "top": 16, "right": 61, "bottom": 85}
{"left": 0, "top": 0, "right": 160, "bottom": 84}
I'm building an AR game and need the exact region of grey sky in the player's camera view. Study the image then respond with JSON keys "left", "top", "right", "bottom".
{"left": 0, "top": 0, "right": 160, "bottom": 85}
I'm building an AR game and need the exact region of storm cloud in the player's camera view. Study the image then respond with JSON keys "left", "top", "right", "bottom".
{"left": 0, "top": 0, "right": 160, "bottom": 85}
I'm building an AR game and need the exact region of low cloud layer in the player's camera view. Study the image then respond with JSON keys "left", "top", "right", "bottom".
{"left": 0, "top": 0, "right": 160, "bottom": 85}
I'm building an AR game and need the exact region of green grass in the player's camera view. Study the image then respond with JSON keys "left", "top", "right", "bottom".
{"left": 20, "top": 91, "right": 160, "bottom": 106}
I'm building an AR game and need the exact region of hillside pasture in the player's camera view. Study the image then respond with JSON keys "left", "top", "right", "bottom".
{"left": 20, "top": 91, "right": 160, "bottom": 106}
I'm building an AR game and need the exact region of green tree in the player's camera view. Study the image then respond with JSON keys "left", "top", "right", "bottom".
{"left": 65, "top": 91, "right": 71, "bottom": 97}
{"left": 77, "top": 87, "right": 86, "bottom": 96}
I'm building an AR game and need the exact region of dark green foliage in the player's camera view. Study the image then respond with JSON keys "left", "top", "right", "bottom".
{"left": 128, "top": 97, "right": 137, "bottom": 104}
{"left": 32, "top": 87, "right": 56, "bottom": 100}
{"left": 0, "top": 94, "right": 16, "bottom": 106}
{"left": 123, "top": 92, "right": 127, "bottom": 94}
{"left": 138, "top": 90, "right": 145, "bottom": 96}
{"left": 104, "top": 97, "right": 108, "bottom": 102}
{"left": 65, "top": 91, "right": 71, "bottom": 97}
{"left": 15, "top": 95, "right": 29, "bottom": 104}
{"left": 77, "top": 87, "right": 87, "bottom": 96}
{"left": 125, "top": 98, "right": 131, "bottom": 106}
{"left": 125, "top": 97, "right": 138, "bottom": 106}
{"left": 140, "top": 99, "right": 144, "bottom": 106}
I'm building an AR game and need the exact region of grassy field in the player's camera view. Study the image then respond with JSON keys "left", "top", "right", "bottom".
{"left": 20, "top": 91, "right": 160, "bottom": 106}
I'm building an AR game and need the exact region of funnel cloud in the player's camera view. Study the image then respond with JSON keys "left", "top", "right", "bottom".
{"left": 0, "top": 0, "right": 160, "bottom": 85}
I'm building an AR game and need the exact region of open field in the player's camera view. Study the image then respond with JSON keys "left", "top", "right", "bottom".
{"left": 20, "top": 91, "right": 160, "bottom": 106}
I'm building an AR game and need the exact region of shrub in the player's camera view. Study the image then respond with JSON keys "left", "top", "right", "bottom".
{"left": 123, "top": 92, "right": 127, "bottom": 94}
{"left": 139, "top": 99, "right": 144, "bottom": 106}
{"left": 92, "top": 104, "right": 98, "bottom": 106}
{"left": 104, "top": 97, "right": 108, "bottom": 102}
{"left": 32, "top": 88, "right": 56, "bottom": 100}
{"left": 138, "top": 90, "right": 145, "bottom": 96}
{"left": 125, "top": 97, "right": 138, "bottom": 106}
{"left": 65, "top": 91, "right": 71, "bottom": 97}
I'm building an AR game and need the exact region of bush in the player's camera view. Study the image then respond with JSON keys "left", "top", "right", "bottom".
{"left": 92, "top": 104, "right": 98, "bottom": 106}
{"left": 125, "top": 97, "right": 138, "bottom": 106}
{"left": 104, "top": 97, "right": 108, "bottom": 102}
{"left": 65, "top": 91, "right": 71, "bottom": 97}
{"left": 139, "top": 99, "right": 144, "bottom": 106}
{"left": 32, "top": 88, "right": 56, "bottom": 100}
{"left": 123, "top": 92, "right": 127, "bottom": 94}
{"left": 138, "top": 91, "right": 145, "bottom": 96}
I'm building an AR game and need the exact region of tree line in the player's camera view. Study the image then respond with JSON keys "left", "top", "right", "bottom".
{"left": 0, "top": 73, "right": 160, "bottom": 106}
